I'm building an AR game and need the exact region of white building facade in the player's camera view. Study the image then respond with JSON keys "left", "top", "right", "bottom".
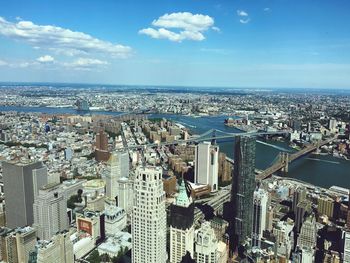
{"left": 33, "top": 185, "right": 68, "bottom": 240}
{"left": 194, "top": 142, "right": 219, "bottom": 192}
{"left": 252, "top": 188, "right": 269, "bottom": 247}
{"left": 105, "top": 151, "right": 129, "bottom": 201}
{"left": 194, "top": 221, "right": 218, "bottom": 263}
{"left": 132, "top": 166, "right": 167, "bottom": 263}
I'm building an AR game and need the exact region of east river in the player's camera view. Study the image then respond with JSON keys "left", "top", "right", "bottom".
{"left": 1, "top": 106, "right": 349, "bottom": 189}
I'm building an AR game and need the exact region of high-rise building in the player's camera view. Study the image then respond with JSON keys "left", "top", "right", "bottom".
{"left": 194, "top": 142, "right": 219, "bottom": 192}
{"left": 295, "top": 200, "right": 312, "bottom": 233}
{"left": 105, "top": 151, "right": 129, "bottom": 202}
{"left": 231, "top": 136, "right": 256, "bottom": 249}
{"left": 344, "top": 230, "right": 350, "bottom": 263}
{"left": 2, "top": 227, "right": 37, "bottom": 263}
{"left": 3, "top": 161, "right": 47, "bottom": 228}
{"left": 169, "top": 180, "right": 195, "bottom": 263}
{"left": 117, "top": 177, "right": 133, "bottom": 214}
{"left": 252, "top": 188, "right": 269, "bottom": 248}
{"left": 297, "top": 215, "right": 317, "bottom": 249}
{"left": 33, "top": 184, "right": 68, "bottom": 240}
{"left": 194, "top": 221, "right": 218, "bottom": 263}
{"left": 292, "top": 187, "right": 307, "bottom": 215}
{"left": 346, "top": 191, "right": 350, "bottom": 229}
{"left": 37, "top": 232, "right": 74, "bottom": 263}
{"left": 317, "top": 195, "right": 334, "bottom": 218}
{"left": 95, "top": 129, "right": 110, "bottom": 162}
{"left": 132, "top": 166, "right": 167, "bottom": 263}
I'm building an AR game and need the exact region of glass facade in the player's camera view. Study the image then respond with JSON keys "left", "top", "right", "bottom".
{"left": 231, "top": 136, "right": 256, "bottom": 249}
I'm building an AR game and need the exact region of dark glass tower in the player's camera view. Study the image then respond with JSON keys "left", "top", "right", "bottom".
{"left": 231, "top": 135, "right": 256, "bottom": 250}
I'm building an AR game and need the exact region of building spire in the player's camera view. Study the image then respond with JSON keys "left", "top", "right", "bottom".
{"left": 176, "top": 179, "right": 192, "bottom": 207}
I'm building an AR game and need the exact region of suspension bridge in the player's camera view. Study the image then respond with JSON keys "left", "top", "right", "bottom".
{"left": 117, "top": 127, "right": 334, "bottom": 180}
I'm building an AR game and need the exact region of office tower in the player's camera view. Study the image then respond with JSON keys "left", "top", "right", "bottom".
{"left": 95, "top": 129, "right": 110, "bottom": 162}
{"left": 218, "top": 152, "right": 233, "bottom": 182}
{"left": 301, "top": 248, "right": 314, "bottom": 262}
{"left": 273, "top": 219, "right": 294, "bottom": 259}
{"left": 297, "top": 215, "right": 316, "bottom": 249}
{"left": 292, "top": 187, "right": 307, "bottom": 214}
{"left": 194, "top": 221, "right": 218, "bottom": 263}
{"left": 37, "top": 232, "right": 74, "bottom": 263}
{"left": 117, "top": 177, "right": 133, "bottom": 214}
{"left": 32, "top": 165, "right": 49, "bottom": 198}
{"left": 231, "top": 136, "right": 256, "bottom": 249}
{"left": 252, "top": 188, "right": 269, "bottom": 248}
{"left": 33, "top": 184, "right": 68, "bottom": 240}
{"left": 344, "top": 231, "right": 350, "bottom": 263}
{"left": 194, "top": 142, "right": 219, "bottom": 192}
{"left": 105, "top": 151, "right": 129, "bottom": 202}
{"left": 317, "top": 195, "right": 334, "bottom": 218}
{"left": 3, "top": 161, "right": 47, "bottom": 228}
{"left": 132, "top": 166, "right": 167, "bottom": 263}
{"left": 295, "top": 200, "right": 312, "bottom": 233}
{"left": 169, "top": 180, "right": 195, "bottom": 263}
{"left": 3, "top": 227, "right": 37, "bottom": 263}
{"left": 347, "top": 191, "right": 350, "bottom": 229}
{"left": 104, "top": 205, "right": 127, "bottom": 235}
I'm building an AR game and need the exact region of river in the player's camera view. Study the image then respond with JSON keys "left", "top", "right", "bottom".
{"left": 0, "top": 106, "right": 349, "bottom": 189}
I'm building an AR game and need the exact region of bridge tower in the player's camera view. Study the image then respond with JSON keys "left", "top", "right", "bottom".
{"left": 211, "top": 129, "right": 217, "bottom": 145}
{"left": 280, "top": 152, "right": 289, "bottom": 173}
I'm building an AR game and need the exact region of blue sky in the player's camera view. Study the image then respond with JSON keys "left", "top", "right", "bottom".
{"left": 0, "top": 0, "right": 349, "bottom": 88}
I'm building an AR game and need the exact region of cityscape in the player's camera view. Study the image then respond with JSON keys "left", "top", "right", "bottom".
{"left": 1, "top": 1, "right": 350, "bottom": 263}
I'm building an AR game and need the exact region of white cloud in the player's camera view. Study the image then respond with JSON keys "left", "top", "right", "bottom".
{"left": 37, "top": 55, "right": 54, "bottom": 63}
{"left": 263, "top": 8, "right": 271, "bottom": 12}
{"left": 237, "top": 10, "right": 251, "bottom": 24}
{"left": 63, "top": 58, "right": 109, "bottom": 70}
{"left": 0, "top": 17, "right": 132, "bottom": 58}
{"left": 239, "top": 18, "right": 251, "bottom": 24}
{"left": 139, "top": 12, "right": 216, "bottom": 42}
{"left": 237, "top": 10, "right": 249, "bottom": 17}
{"left": 0, "top": 59, "right": 7, "bottom": 66}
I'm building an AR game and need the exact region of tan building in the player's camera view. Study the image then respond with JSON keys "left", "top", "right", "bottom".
{"left": 218, "top": 153, "right": 232, "bottom": 182}
{"left": 318, "top": 196, "right": 334, "bottom": 218}
{"left": 37, "top": 232, "right": 74, "bottom": 263}
{"left": 163, "top": 174, "right": 177, "bottom": 197}
{"left": 1, "top": 227, "right": 36, "bottom": 263}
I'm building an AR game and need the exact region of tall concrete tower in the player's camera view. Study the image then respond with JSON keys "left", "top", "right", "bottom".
{"left": 252, "top": 188, "right": 269, "bottom": 247}
{"left": 194, "top": 142, "right": 219, "bottom": 192}
{"left": 132, "top": 166, "right": 167, "bottom": 263}
{"left": 105, "top": 151, "right": 129, "bottom": 203}
{"left": 3, "top": 161, "right": 47, "bottom": 228}
{"left": 33, "top": 184, "right": 68, "bottom": 240}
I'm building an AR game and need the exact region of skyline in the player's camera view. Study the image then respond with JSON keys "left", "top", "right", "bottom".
{"left": 0, "top": 0, "right": 350, "bottom": 88}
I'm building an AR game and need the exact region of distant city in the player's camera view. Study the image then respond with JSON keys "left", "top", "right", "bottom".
{"left": 0, "top": 83, "right": 349, "bottom": 263}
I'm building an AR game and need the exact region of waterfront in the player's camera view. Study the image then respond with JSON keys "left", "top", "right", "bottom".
{"left": 1, "top": 106, "right": 349, "bottom": 189}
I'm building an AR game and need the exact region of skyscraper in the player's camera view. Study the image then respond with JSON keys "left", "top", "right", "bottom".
{"left": 292, "top": 187, "right": 307, "bottom": 214}
{"left": 105, "top": 151, "right": 129, "bottom": 202}
{"left": 344, "top": 230, "right": 350, "bottom": 263}
{"left": 37, "top": 232, "right": 74, "bottom": 263}
{"left": 194, "top": 142, "right": 219, "bottom": 192}
{"left": 252, "top": 188, "right": 269, "bottom": 248}
{"left": 95, "top": 129, "right": 110, "bottom": 162}
{"left": 33, "top": 184, "right": 68, "bottom": 240}
{"left": 231, "top": 136, "right": 256, "bottom": 250}
{"left": 132, "top": 166, "right": 167, "bottom": 263}
{"left": 297, "top": 214, "right": 317, "bottom": 249}
{"left": 169, "top": 179, "right": 195, "bottom": 263}
{"left": 3, "top": 161, "right": 47, "bottom": 228}
{"left": 194, "top": 221, "right": 218, "bottom": 263}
